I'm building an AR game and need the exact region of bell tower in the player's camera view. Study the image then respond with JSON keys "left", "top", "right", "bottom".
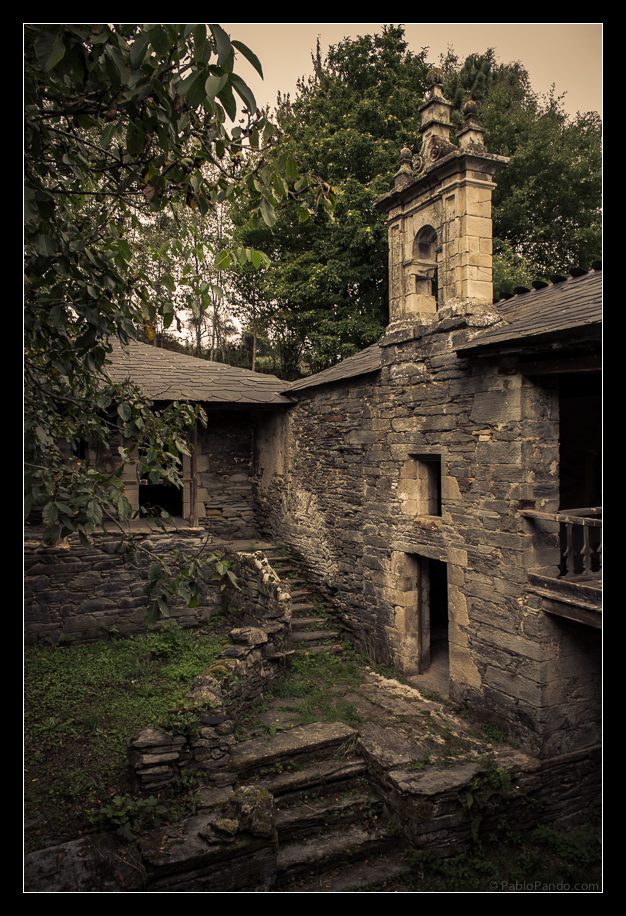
{"left": 376, "top": 70, "right": 508, "bottom": 328}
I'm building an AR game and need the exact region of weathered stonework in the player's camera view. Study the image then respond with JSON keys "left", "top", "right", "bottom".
{"left": 24, "top": 528, "right": 223, "bottom": 643}
{"left": 193, "top": 411, "right": 259, "bottom": 538}
{"left": 129, "top": 550, "right": 292, "bottom": 793}
{"left": 255, "top": 319, "right": 600, "bottom": 757}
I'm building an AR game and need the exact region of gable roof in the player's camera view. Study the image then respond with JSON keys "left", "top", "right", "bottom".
{"left": 286, "top": 343, "right": 383, "bottom": 393}
{"left": 106, "top": 340, "right": 293, "bottom": 405}
{"left": 457, "top": 269, "right": 602, "bottom": 355}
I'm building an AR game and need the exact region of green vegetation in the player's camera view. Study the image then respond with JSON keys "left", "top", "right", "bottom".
{"left": 235, "top": 645, "right": 367, "bottom": 738}
{"left": 231, "top": 26, "right": 601, "bottom": 376}
{"left": 481, "top": 722, "right": 508, "bottom": 744}
{"left": 270, "top": 647, "right": 364, "bottom": 727}
{"left": 24, "top": 24, "right": 333, "bottom": 615}
{"left": 403, "top": 823, "right": 601, "bottom": 892}
{"left": 24, "top": 624, "right": 226, "bottom": 848}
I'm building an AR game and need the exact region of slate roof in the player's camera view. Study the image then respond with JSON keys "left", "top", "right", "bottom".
{"left": 106, "top": 340, "right": 293, "bottom": 405}
{"left": 457, "top": 269, "right": 602, "bottom": 355}
{"left": 286, "top": 343, "right": 383, "bottom": 393}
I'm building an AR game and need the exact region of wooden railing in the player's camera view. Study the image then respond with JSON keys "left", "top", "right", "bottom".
{"left": 520, "top": 507, "right": 602, "bottom": 580}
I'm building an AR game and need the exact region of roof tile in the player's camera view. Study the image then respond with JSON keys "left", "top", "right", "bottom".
{"left": 457, "top": 270, "right": 601, "bottom": 354}
{"left": 106, "top": 340, "right": 293, "bottom": 405}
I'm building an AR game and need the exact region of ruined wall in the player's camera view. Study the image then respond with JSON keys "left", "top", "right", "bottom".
{"left": 195, "top": 410, "right": 258, "bottom": 540}
{"left": 130, "top": 551, "right": 292, "bottom": 793}
{"left": 24, "top": 529, "right": 222, "bottom": 644}
{"left": 255, "top": 313, "right": 600, "bottom": 757}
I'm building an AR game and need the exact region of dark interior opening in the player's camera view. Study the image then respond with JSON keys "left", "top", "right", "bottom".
{"left": 431, "top": 266, "right": 439, "bottom": 304}
{"left": 429, "top": 558, "right": 449, "bottom": 647}
{"left": 139, "top": 482, "right": 183, "bottom": 518}
{"left": 559, "top": 372, "right": 601, "bottom": 510}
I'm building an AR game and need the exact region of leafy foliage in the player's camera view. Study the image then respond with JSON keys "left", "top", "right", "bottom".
{"left": 24, "top": 624, "right": 227, "bottom": 847}
{"left": 24, "top": 24, "right": 333, "bottom": 607}
{"left": 230, "top": 29, "right": 600, "bottom": 375}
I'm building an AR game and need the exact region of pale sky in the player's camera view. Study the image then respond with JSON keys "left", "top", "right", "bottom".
{"left": 222, "top": 23, "right": 602, "bottom": 118}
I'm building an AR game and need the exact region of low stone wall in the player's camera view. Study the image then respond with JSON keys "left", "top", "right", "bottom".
{"left": 25, "top": 742, "right": 601, "bottom": 892}
{"left": 372, "top": 745, "right": 601, "bottom": 855}
{"left": 24, "top": 528, "right": 223, "bottom": 644}
{"left": 130, "top": 551, "right": 292, "bottom": 793}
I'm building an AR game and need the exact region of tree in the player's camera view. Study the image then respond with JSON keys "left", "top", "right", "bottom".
{"left": 231, "top": 26, "right": 429, "bottom": 376}
{"left": 441, "top": 48, "right": 602, "bottom": 277}
{"left": 231, "top": 28, "right": 601, "bottom": 375}
{"left": 24, "top": 23, "right": 332, "bottom": 571}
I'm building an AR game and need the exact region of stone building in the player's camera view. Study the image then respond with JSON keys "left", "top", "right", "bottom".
{"left": 25, "top": 74, "right": 601, "bottom": 761}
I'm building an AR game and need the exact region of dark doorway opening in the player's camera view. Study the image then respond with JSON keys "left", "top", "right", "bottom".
{"left": 416, "top": 555, "right": 449, "bottom": 674}
{"left": 559, "top": 373, "right": 601, "bottom": 511}
{"left": 139, "top": 482, "right": 183, "bottom": 518}
{"left": 429, "top": 559, "right": 449, "bottom": 651}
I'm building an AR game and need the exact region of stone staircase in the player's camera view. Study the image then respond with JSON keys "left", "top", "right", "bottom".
{"left": 231, "top": 721, "right": 413, "bottom": 892}
{"left": 251, "top": 544, "right": 344, "bottom": 656}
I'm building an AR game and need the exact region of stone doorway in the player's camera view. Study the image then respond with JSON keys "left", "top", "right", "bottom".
{"left": 417, "top": 556, "right": 449, "bottom": 675}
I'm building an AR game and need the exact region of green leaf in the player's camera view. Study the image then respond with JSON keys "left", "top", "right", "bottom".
{"left": 126, "top": 121, "right": 145, "bottom": 157}
{"left": 230, "top": 73, "right": 256, "bottom": 113}
{"left": 283, "top": 155, "right": 299, "bottom": 181}
{"left": 100, "top": 122, "right": 119, "bottom": 148}
{"left": 42, "top": 502, "right": 59, "bottom": 526}
{"left": 215, "top": 249, "right": 232, "bottom": 270}
{"left": 249, "top": 249, "right": 269, "bottom": 269}
{"left": 217, "top": 83, "right": 237, "bottom": 121}
{"left": 231, "top": 39, "right": 264, "bottom": 78}
{"left": 34, "top": 234, "right": 58, "bottom": 257}
{"left": 183, "top": 70, "right": 207, "bottom": 109}
{"left": 35, "top": 30, "right": 66, "bottom": 72}
{"left": 147, "top": 26, "right": 170, "bottom": 55}
{"left": 130, "top": 32, "right": 150, "bottom": 69}
{"left": 260, "top": 198, "right": 277, "bottom": 228}
{"left": 205, "top": 71, "right": 228, "bottom": 98}
{"left": 192, "top": 24, "right": 210, "bottom": 63}
{"left": 117, "top": 402, "right": 132, "bottom": 422}
{"left": 209, "top": 24, "right": 232, "bottom": 66}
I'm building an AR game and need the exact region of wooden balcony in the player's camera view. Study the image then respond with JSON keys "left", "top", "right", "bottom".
{"left": 520, "top": 507, "right": 602, "bottom": 628}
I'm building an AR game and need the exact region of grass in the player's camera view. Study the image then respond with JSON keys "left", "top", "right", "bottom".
{"left": 234, "top": 645, "right": 368, "bottom": 738}
{"left": 24, "top": 623, "right": 227, "bottom": 848}
{"left": 269, "top": 646, "right": 365, "bottom": 727}
{"left": 402, "top": 823, "right": 601, "bottom": 891}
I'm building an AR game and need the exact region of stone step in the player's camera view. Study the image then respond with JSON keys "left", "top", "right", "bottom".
{"left": 291, "top": 629, "right": 340, "bottom": 644}
{"left": 232, "top": 722, "right": 357, "bottom": 778}
{"left": 289, "top": 850, "right": 413, "bottom": 893}
{"left": 258, "top": 758, "right": 368, "bottom": 799}
{"left": 289, "top": 615, "right": 327, "bottom": 629}
{"left": 275, "top": 824, "right": 397, "bottom": 887}
{"left": 275, "top": 792, "right": 382, "bottom": 841}
{"left": 289, "top": 602, "right": 318, "bottom": 613}
{"left": 289, "top": 588, "right": 312, "bottom": 599}
{"left": 293, "top": 644, "right": 344, "bottom": 656}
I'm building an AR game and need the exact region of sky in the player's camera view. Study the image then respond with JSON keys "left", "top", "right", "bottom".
{"left": 222, "top": 23, "right": 602, "bottom": 118}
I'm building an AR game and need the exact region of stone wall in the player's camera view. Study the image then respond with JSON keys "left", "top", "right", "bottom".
{"left": 24, "top": 528, "right": 224, "bottom": 644}
{"left": 255, "top": 309, "right": 601, "bottom": 757}
{"left": 130, "top": 551, "right": 292, "bottom": 793}
{"left": 194, "top": 410, "right": 259, "bottom": 540}
{"left": 374, "top": 745, "right": 600, "bottom": 856}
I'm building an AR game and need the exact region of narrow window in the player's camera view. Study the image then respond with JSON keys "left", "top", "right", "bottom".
{"left": 400, "top": 454, "right": 442, "bottom": 517}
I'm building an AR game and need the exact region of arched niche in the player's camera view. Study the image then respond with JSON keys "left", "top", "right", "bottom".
{"left": 412, "top": 225, "right": 438, "bottom": 262}
{"left": 408, "top": 225, "right": 439, "bottom": 311}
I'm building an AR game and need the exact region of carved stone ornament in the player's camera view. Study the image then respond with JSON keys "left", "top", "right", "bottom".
{"left": 427, "top": 135, "right": 455, "bottom": 162}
